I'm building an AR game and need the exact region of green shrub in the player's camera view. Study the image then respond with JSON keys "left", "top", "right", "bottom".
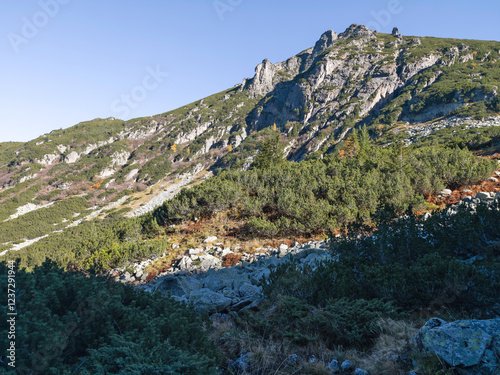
{"left": 0, "top": 261, "right": 218, "bottom": 374}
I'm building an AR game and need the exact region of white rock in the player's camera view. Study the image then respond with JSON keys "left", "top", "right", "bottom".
{"left": 204, "top": 236, "right": 218, "bottom": 243}
{"left": 440, "top": 189, "right": 452, "bottom": 196}
{"left": 64, "top": 151, "right": 80, "bottom": 164}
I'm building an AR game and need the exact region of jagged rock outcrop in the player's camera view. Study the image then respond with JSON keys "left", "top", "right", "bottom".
{"left": 245, "top": 58, "right": 276, "bottom": 98}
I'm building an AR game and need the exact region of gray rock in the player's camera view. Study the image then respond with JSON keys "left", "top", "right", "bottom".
{"left": 177, "top": 256, "right": 193, "bottom": 271}
{"left": 488, "top": 177, "right": 498, "bottom": 183}
{"left": 440, "top": 188, "right": 452, "bottom": 196}
{"left": 230, "top": 352, "right": 252, "bottom": 372}
{"left": 309, "top": 355, "right": 316, "bottom": 363}
{"left": 199, "top": 254, "right": 222, "bottom": 271}
{"left": 239, "top": 283, "right": 262, "bottom": 298}
{"left": 203, "top": 236, "right": 218, "bottom": 243}
{"left": 328, "top": 359, "right": 340, "bottom": 372}
{"left": 158, "top": 276, "right": 202, "bottom": 297}
{"left": 288, "top": 354, "right": 300, "bottom": 364}
{"left": 249, "top": 268, "right": 271, "bottom": 283}
{"left": 354, "top": 369, "right": 368, "bottom": 375}
{"left": 187, "top": 248, "right": 202, "bottom": 255}
{"left": 203, "top": 268, "right": 242, "bottom": 291}
{"left": 415, "top": 318, "right": 500, "bottom": 373}
{"left": 341, "top": 360, "right": 353, "bottom": 372}
{"left": 188, "top": 288, "right": 232, "bottom": 314}
{"left": 476, "top": 192, "right": 491, "bottom": 202}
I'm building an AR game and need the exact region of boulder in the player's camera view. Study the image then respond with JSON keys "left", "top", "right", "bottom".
{"left": 341, "top": 360, "right": 353, "bottom": 372}
{"left": 188, "top": 288, "right": 232, "bottom": 314}
{"left": 239, "top": 283, "right": 262, "bottom": 299}
{"left": 476, "top": 192, "right": 490, "bottom": 202}
{"left": 177, "top": 256, "right": 193, "bottom": 271}
{"left": 158, "top": 276, "right": 202, "bottom": 297}
{"left": 328, "top": 359, "right": 340, "bottom": 372}
{"left": 199, "top": 254, "right": 222, "bottom": 271}
{"left": 203, "top": 268, "right": 244, "bottom": 291}
{"left": 203, "top": 236, "right": 218, "bottom": 243}
{"left": 230, "top": 352, "right": 252, "bottom": 372}
{"left": 415, "top": 318, "right": 500, "bottom": 374}
{"left": 440, "top": 188, "right": 452, "bottom": 196}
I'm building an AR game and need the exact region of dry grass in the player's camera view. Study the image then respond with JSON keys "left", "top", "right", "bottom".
{"left": 356, "top": 318, "right": 418, "bottom": 375}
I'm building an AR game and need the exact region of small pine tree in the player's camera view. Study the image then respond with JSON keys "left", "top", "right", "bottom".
{"left": 252, "top": 134, "right": 285, "bottom": 169}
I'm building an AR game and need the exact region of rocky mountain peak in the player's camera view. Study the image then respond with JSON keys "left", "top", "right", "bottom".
{"left": 244, "top": 58, "right": 275, "bottom": 98}
{"left": 338, "top": 24, "right": 376, "bottom": 39}
{"left": 312, "top": 29, "right": 338, "bottom": 55}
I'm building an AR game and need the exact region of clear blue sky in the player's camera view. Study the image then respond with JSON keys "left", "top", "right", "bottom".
{"left": 1, "top": 0, "right": 500, "bottom": 143}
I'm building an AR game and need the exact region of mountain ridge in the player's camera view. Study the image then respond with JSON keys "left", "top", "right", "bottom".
{"left": 2, "top": 23, "right": 500, "bottom": 257}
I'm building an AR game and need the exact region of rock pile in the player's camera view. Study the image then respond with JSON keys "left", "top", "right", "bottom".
{"left": 135, "top": 239, "right": 332, "bottom": 314}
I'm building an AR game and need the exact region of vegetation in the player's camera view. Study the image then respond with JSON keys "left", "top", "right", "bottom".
{"left": 210, "top": 203, "right": 500, "bottom": 374}
{"left": 0, "top": 261, "right": 218, "bottom": 374}
{"left": 152, "top": 130, "right": 496, "bottom": 236}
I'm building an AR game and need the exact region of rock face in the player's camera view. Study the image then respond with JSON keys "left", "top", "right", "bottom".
{"left": 415, "top": 318, "right": 500, "bottom": 374}
{"left": 245, "top": 58, "right": 276, "bottom": 98}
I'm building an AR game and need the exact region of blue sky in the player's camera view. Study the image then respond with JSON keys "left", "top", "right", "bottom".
{"left": 1, "top": 0, "right": 500, "bottom": 143}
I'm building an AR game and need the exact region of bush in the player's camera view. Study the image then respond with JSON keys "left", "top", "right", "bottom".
{"left": 0, "top": 261, "right": 218, "bottom": 374}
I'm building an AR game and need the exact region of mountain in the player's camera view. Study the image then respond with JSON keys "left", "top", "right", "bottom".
{"left": 2, "top": 24, "right": 500, "bottom": 375}
{"left": 1, "top": 24, "right": 500, "bottom": 259}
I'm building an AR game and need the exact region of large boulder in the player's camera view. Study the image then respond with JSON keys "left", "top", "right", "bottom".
{"left": 415, "top": 318, "right": 500, "bottom": 374}
{"left": 202, "top": 268, "right": 248, "bottom": 292}
{"left": 157, "top": 276, "right": 202, "bottom": 297}
{"left": 188, "top": 288, "right": 232, "bottom": 314}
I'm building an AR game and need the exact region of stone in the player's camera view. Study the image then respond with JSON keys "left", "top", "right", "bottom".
{"left": 203, "top": 236, "right": 218, "bottom": 243}
{"left": 188, "top": 288, "right": 232, "bottom": 314}
{"left": 221, "top": 248, "right": 233, "bottom": 257}
{"left": 230, "top": 352, "right": 252, "bottom": 372}
{"left": 64, "top": 151, "right": 80, "bottom": 164}
{"left": 199, "top": 254, "right": 222, "bottom": 271}
{"left": 203, "top": 268, "right": 242, "bottom": 291}
{"left": 392, "top": 27, "right": 400, "bottom": 36}
{"left": 158, "top": 276, "right": 202, "bottom": 297}
{"left": 415, "top": 318, "right": 500, "bottom": 373}
{"left": 309, "top": 355, "right": 316, "bottom": 363}
{"left": 135, "top": 269, "right": 143, "bottom": 278}
{"left": 488, "top": 177, "right": 498, "bottom": 183}
{"left": 239, "top": 283, "right": 262, "bottom": 298}
{"left": 440, "top": 188, "right": 452, "bottom": 196}
{"left": 476, "top": 192, "right": 490, "bottom": 202}
{"left": 187, "top": 248, "right": 202, "bottom": 255}
{"left": 288, "top": 354, "right": 300, "bottom": 364}
{"left": 354, "top": 369, "right": 368, "bottom": 375}
{"left": 177, "top": 256, "right": 193, "bottom": 271}
{"left": 328, "top": 359, "right": 340, "bottom": 372}
{"left": 341, "top": 360, "right": 353, "bottom": 372}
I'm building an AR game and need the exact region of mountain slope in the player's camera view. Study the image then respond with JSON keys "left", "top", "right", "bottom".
{"left": 1, "top": 24, "right": 500, "bottom": 258}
